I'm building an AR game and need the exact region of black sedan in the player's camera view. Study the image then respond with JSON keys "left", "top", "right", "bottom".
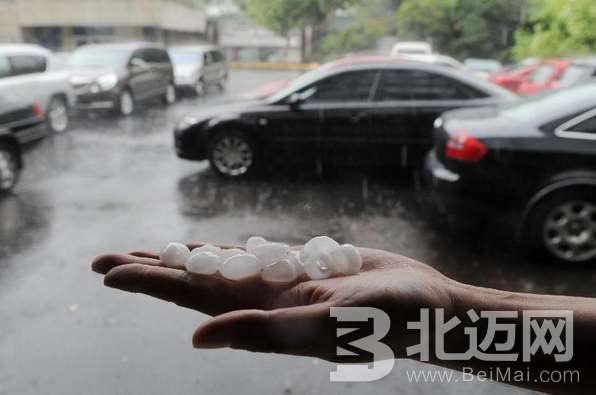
{"left": 174, "top": 56, "right": 515, "bottom": 177}
{"left": 425, "top": 81, "right": 596, "bottom": 264}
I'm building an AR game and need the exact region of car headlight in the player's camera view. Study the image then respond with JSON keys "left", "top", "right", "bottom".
{"left": 96, "top": 73, "right": 119, "bottom": 91}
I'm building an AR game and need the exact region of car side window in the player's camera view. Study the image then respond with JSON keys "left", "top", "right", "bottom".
{"left": 204, "top": 52, "right": 212, "bottom": 65}
{"left": 375, "top": 69, "right": 487, "bottom": 101}
{"left": 569, "top": 115, "right": 596, "bottom": 134}
{"left": 211, "top": 50, "right": 225, "bottom": 63}
{"left": 528, "top": 64, "right": 555, "bottom": 84}
{"left": 0, "top": 55, "right": 11, "bottom": 78}
{"left": 301, "top": 70, "right": 378, "bottom": 103}
{"left": 8, "top": 54, "right": 47, "bottom": 75}
{"left": 143, "top": 48, "right": 169, "bottom": 64}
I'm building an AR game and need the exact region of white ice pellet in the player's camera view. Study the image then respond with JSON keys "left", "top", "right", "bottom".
{"left": 261, "top": 259, "right": 299, "bottom": 283}
{"left": 160, "top": 242, "right": 191, "bottom": 269}
{"left": 303, "top": 259, "right": 331, "bottom": 280}
{"left": 191, "top": 244, "right": 221, "bottom": 256}
{"left": 251, "top": 242, "right": 290, "bottom": 266}
{"left": 246, "top": 236, "right": 267, "bottom": 253}
{"left": 220, "top": 253, "right": 261, "bottom": 280}
{"left": 321, "top": 244, "right": 362, "bottom": 275}
{"left": 218, "top": 248, "right": 245, "bottom": 261}
{"left": 185, "top": 251, "right": 220, "bottom": 275}
{"left": 288, "top": 250, "right": 304, "bottom": 276}
{"left": 300, "top": 236, "right": 340, "bottom": 265}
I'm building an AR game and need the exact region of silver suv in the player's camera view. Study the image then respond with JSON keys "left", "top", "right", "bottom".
{"left": 169, "top": 45, "right": 228, "bottom": 96}
{"left": 0, "top": 44, "right": 75, "bottom": 134}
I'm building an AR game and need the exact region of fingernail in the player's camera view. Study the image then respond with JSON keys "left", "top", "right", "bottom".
{"left": 192, "top": 330, "right": 231, "bottom": 349}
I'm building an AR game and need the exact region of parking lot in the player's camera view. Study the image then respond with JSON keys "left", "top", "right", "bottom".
{"left": 0, "top": 69, "right": 593, "bottom": 395}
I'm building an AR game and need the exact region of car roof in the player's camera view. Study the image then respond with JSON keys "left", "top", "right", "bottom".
{"left": 0, "top": 44, "right": 51, "bottom": 55}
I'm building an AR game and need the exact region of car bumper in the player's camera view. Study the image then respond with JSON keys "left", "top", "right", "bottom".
{"left": 73, "top": 90, "right": 119, "bottom": 110}
{"left": 173, "top": 124, "right": 207, "bottom": 161}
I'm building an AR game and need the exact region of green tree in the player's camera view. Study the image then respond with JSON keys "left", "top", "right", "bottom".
{"left": 396, "top": 0, "right": 526, "bottom": 61}
{"left": 513, "top": 0, "right": 596, "bottom": 60}
{"left": 239, "top": 0, "right": 358, "bottom": 61}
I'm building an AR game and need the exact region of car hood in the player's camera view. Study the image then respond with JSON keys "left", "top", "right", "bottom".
{"left": 174, "top": 64, "right": 201, "bottom": 76}
{"left": 185, "top": 99, "right": 265, "bottom": 121}
{"left": 68, "top": 67, "right": 119, "bottom": 84}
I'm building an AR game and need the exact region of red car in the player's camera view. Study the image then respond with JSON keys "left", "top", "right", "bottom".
{"left": 517, "top": 58, "right": 569, "bottom": 95}
{"left": 490, "top": 63, "right": 537, "bottom": 92}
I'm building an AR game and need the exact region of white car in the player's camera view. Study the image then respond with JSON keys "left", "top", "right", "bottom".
{"left": 0, "top": 44, "right": 75, "bottom": 133}
{"left": 391, "top": 41, "right": 433, "bottom": 56}
{"left": 168, "top": 45, "right": 228, "bottom": 96}
{"left": 397, "top": 54, "right": 465, "bottom": 69}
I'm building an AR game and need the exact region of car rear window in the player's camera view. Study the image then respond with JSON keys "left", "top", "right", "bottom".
{"left": 528, "top": 64, "right": 556, "bottom": 84}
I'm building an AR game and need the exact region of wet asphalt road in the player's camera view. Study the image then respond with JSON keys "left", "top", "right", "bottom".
{"left": 1, "top": 69, "right": 592, "bottom": 395}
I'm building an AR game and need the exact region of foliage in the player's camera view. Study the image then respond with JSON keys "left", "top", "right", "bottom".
{"left": 396, "top": 0, "right": 526, "bottom": 61}
{"left": 513, "top": 0, "right": 596, "bottom": 60}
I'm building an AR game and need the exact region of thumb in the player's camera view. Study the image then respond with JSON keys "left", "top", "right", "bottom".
{"left": 193, "top": 304, "right": 337, "bottom": 359}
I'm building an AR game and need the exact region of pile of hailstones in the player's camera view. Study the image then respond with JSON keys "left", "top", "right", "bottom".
{"left": 159, "top": 236, "right": 362, "bottom": 282}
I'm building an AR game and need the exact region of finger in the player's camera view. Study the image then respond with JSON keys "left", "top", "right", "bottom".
{"left": 92, "top": 254, "right": 161, "bottom": 274}
{"left": 103, "top": 264, "right": 276, "bottom": 315}
{"left": 192, "top": 304, "right": 337, "bottom": 360}
{"left": 129, "top": 251, "right": 159, "bottom": 259}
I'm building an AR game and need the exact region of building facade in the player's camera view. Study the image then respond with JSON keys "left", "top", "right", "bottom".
{"left": 0, "top": 0, "right": 208, "bottom": 50}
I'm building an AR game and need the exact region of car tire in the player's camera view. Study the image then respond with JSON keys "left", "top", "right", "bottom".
{"left": 0, "top": 145, "right": 19, "bottom": 193}
{"left": 208, "top": 130, "right": 258, "bottom": 178}
{"left": 163, "top": 83, "right": 176, "bottom": 105}
{"left": 47, "top": 96, "right": 69, "bottom": 133}
{"left": 527, "top": 189, "right": 596, "bottom": 265}
{"left": 194, "top": 79, "right": 206, "bottom": 97}
{"left": 116, "top": 89, "right": 134, "bottom": 116}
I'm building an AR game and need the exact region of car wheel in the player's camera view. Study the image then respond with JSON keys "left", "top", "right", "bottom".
{"left": 163, "top": 83, "right": 176, "bottom": 105}
{"left": 193, "top": 79, "right": 206, "bottom": 96}
{"left": 208, "top": 131, "right": 258, "bottom": 178}
{"left": 47, "top": 96, "right": 69, "bottom": 133}
{"left": 0, "top": 146, "right": 19, "bottom": 193}
{"left": 117, "top": 89, "right": 134, "bottom": 116}
{"left": 528, "top": 189, "right": 596, "bottom": 264}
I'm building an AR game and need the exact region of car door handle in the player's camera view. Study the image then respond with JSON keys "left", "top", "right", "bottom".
{"left": 349, "top": 111, "right": 367, "bottom": 123}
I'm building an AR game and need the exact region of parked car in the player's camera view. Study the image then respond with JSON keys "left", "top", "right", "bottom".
{"left": 390, "top": 41, "right": 433, "bottom": 56}
{"left": 0, "top": 101, "right": 47, "bottom": 192}
{"left": 0, "top": 128, "right": 21, "bottom": 193}
{"left": 463, "top": 58, "right": 503, "bottom": 79}
{"left": 68, "top": 42, "right": 176, "bottom": 116}
{"left": 169, "top": 45, "right": 228, "bottom": 96}
{"left": 396, "top": 54, "right": 465, "bottom": 69}
{"left": 490, "top": 63, "right": 538, "bottom": 92}
{"left": 0, "top": 44, "right": 74, "bottom": 133}
{"left": 174, "top": 55, "right": 516, "bottom": 177}
{"left": 425, "top": 81, "right": 596, "bottom": 264}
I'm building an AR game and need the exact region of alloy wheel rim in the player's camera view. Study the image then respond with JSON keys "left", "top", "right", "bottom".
{"left": 49, "top": 100, "right": 68, "bottom": 132}
{"left": 543, "top": 200, "right": 596, "bottom": 262}
{"left": 121, "top": 92, "right": 133, "bottom": 115}
{"left": 212, "top": 137, "right": 253, "bottom": 176}
{"left": 0, "top": 150, "right": 17, "bottom": 190}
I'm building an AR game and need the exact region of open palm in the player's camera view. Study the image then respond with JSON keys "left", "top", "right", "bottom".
{"left": 92, "top": 244, "right": 453, "bottom": 361}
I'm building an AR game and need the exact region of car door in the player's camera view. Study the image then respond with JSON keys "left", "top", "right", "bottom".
{"left": 368, "top": 68, "right": 489, "bottom": 168}
{"left": 127, "top": 49, "right": 153, "bottom": 100}
{"left": 298, "top": 69, "right": 380, "bottom": 166}
{"left": 144, "top": 48, "right": 171, "bottom": 97}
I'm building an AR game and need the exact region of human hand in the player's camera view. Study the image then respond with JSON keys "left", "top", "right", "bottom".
{"left": 92, "top": 244, "right": 455, "bottom": 361}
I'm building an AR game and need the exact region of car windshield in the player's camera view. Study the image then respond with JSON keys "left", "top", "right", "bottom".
{"left": 464, "top": 59, "right": 502, "bottom": 72}
{"left": 169, "top": 50, "right": 203, "bottom": 65}
{"left": 266, "top": 63, "right": 336, "bottom": 102}
{"left": 69, "top": 47, "right": 130, "bottom": 68}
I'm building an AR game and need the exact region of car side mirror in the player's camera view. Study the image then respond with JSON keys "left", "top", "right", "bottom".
{"left": 130, "top": 58, "right": 148, "bottom": 71}
{"left": 287, "top": 93, "right": 303, "bottom": 109}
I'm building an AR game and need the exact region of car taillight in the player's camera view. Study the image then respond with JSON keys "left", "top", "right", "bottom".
{"left": 32, "top": 102, "right": 44, "bottom": 118}
{"left": 445, "top": 129, "right": 487, "bottom": 162}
